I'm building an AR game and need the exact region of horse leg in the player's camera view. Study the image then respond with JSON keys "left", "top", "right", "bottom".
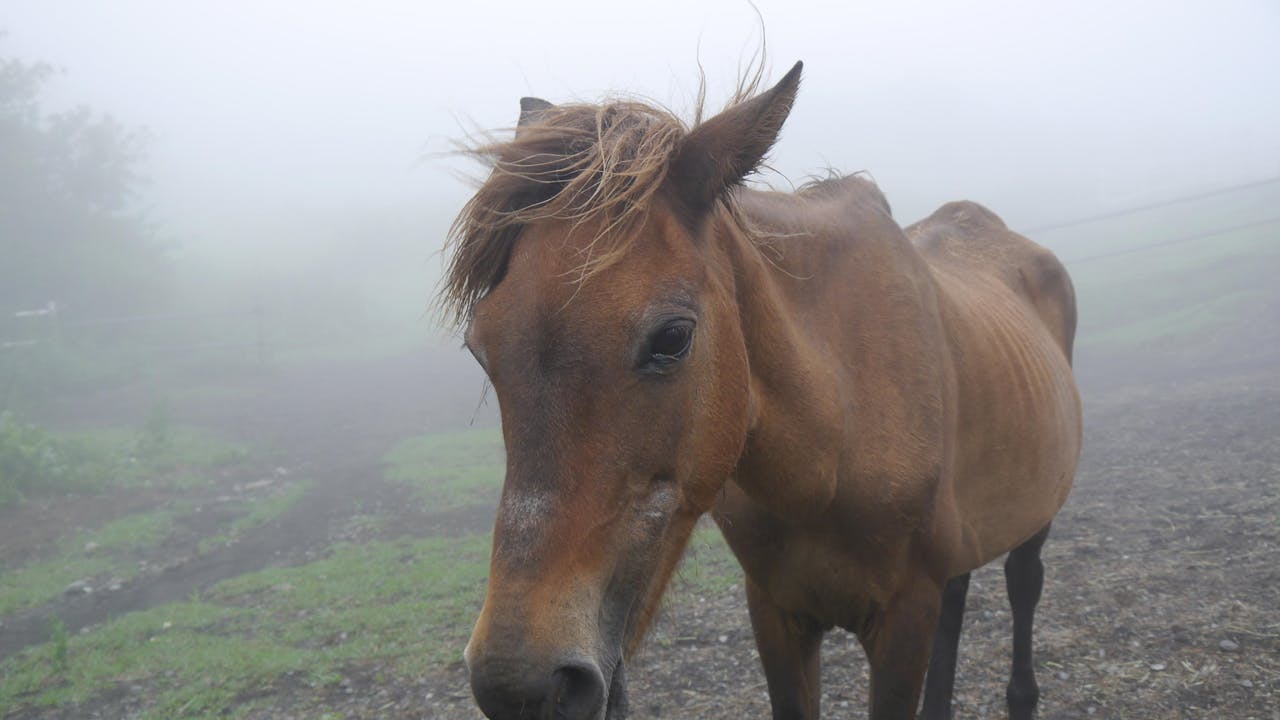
{"left": 746, "top": 577, "right": 824, "bottom": 720}
{"left": 1005, "top": 524, "right": 1051, "bottom": 720}
{"left": 862, "top": 574, "right": 942, "bottom": 720}
{"left": 919, "top": 572, "right": 971, "bottom": 720}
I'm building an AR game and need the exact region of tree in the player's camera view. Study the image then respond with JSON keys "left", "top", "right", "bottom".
{"left": 0, "top": 44, "right": 169, "bottom": 319}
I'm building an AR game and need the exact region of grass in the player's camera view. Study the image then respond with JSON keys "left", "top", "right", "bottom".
{"left": 672, "top": 524, "right": 741, "bottom": 599}
{"left": 0, "top": 534, "right": 491, "bottom": 719}
{"left": 65, "top": 424, "right": 250, "bottom": 489}
{"left": 1051, "top": 189, "right": 1280, "bottom": 355}
{"left": 0, "top": 508, "right": 179, "bottom": 616}
{"left": 197, "top": 480, "right": 313, "bottom": 554}
{"left": 382, "top": 427, "right": 504, "bottom": 511}
{"left": 0, "top": 413, "right": 251, "bottom": 510}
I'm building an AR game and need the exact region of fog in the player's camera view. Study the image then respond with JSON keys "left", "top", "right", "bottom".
{"left": 2, "top": 2, "right": 1279, "bottom": 717}
{"left": 7, "top": 1, "right": 1278, "bottom": 260}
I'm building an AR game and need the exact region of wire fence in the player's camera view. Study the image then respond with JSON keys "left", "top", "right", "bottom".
{"left": 1022, "top": 175, "right": 1280, "bottom": 235}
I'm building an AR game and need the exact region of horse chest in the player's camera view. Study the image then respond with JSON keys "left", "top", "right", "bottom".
{"left": 713, "top": 492, "right": 901, "bottom": 630}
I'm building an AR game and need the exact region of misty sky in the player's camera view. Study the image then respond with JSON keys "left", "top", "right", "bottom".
{"left": 4, "top": 0, "right": 1278, "bottom": 257}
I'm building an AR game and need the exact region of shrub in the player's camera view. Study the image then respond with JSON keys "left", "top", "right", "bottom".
{"left": 0, "top": 411, "right": 101, "bottom": 506}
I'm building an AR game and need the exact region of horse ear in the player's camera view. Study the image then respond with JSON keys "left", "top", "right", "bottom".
{"left": 670, "top": 61, "right": 802, "bottom": 215}
{"left": 518, "top": 97, "right": 554, "bottom": 130}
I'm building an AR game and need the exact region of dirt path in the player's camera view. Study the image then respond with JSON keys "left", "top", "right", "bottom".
{"left": 0, "top": 345, "right": 497, "bottom": 659}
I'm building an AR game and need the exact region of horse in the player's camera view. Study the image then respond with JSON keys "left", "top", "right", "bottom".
{"left": 441, "top": 61, "right": 1082, "bottom": 720}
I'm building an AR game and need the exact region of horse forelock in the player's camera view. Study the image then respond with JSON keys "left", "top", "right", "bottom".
{"left": 439, "top": 100, "right": 692, "bottom": 327}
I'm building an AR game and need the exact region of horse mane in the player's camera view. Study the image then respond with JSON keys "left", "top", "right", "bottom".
{"left": 437, "top": 100, "right": 685, "bottom": 326}
{"left": 438, "top": 65, "right": 782, "bottom": 328}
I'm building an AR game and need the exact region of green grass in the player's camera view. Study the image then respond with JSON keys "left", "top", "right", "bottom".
{"left": 0, "top": 534, "right": 491, "bottom": 719}
{"left": 1064, "top": 213, "right": 1280, "bottom": 354}
{"left": 0, "top": 509, "right": 179, "bottom": 616}
{"left": 197, "top": 480, "right": 313, "bottom": 554}
{"left": 65, "top": 424, "right": 250, "bottom": 489}
{"left": 0, "top": 417, "right": 743, "bottom": 719}
{"left": 1, "top": 478, "right": 306, "bottom": 616}
{"left": 382, "top": 427, "right": 504, "bottom": 510}
{"left": 0, "top": 414, "right": 252, "bottom": 510}
{"left": 672, "top": 524, "right": 741, "bottom": 599}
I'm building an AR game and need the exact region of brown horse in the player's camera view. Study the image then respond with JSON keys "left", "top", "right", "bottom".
{"left": 442, "top": 61, "right": 1081, "bottom": 720}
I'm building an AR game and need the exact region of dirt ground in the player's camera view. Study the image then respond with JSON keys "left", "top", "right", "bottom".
{"left": 412, "top": 369, "right": 1280, "bottom": 720}
{"left": 2, "top": 347, "right": 1278, "bottom": 719}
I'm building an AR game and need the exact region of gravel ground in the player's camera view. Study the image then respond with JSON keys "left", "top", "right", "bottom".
{"left": 406, "top": 371, "right": 1280, "bottom": 720}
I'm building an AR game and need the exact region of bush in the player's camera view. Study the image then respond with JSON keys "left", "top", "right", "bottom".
{"left": 0, "top": 411, "right": 101, "bottom": 506}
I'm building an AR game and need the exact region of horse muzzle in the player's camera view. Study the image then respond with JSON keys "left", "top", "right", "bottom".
{"left": 468, "top": 652, "right": 628, "bottom": 720}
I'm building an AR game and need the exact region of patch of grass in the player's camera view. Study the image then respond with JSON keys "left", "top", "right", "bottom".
{"left": 1064, "top": 210, "right": 1280, "bottom": 355}
{"left": 0, "top": 509, "right": 177, "bottom": 616}
{"left": 1080, "top": 288, "right": 1269, "bottom": 348}
{"left": 0, "top": 414, "right": 251, "bottom": 509}
{"left": 0, "top": 412, "right": 105, "bottom": 506}
{"left": 672, "top": 524, "right": 741, "bottom": 599}
{"left": 48, "top": 616, "right": 69, "bottom": 674}
{"left": 382, "top": 428, "right": 504, "bottom": 510}
{"left": 197, "top": 480, "right": 313, "bottom": 553}
{"left": 67, "top": 424, "right": 250, "bottom": 489}
{"left": 0, "top": 534, "right": 491, "bottom": 719}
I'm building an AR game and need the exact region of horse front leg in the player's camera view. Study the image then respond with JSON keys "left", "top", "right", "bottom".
{"left": 859, "top": 574, "right": 943, "bottom": 720}
{"left": 746, "top": 577, "right": 825, "bottom": 720}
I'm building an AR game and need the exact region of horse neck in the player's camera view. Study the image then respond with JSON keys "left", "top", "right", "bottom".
{"left": 713, "top": 195, "right": 947, "bottom": 518}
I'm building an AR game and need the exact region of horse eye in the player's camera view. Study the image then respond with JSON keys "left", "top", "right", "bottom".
{"left": 649, "top": 322, "right": 693, "bottom": 360}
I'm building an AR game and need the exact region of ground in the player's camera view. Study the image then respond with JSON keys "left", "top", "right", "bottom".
{"left": 1, "top": 344, "right": 1277, "bottom": 719}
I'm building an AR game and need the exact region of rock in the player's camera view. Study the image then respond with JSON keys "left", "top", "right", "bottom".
{"left": 1238, "top": 679, "right": 1253, "bottom": 688}
{"left": 64, "top": 579, "right": 92, "bottom": 595}
{"left": 1219, "top": 638, "right": 1240, "bottom": 652}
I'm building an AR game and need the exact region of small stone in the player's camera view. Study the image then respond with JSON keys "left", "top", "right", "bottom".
{"left": 1219, "top": 639, "right": 1240, "bottom": 652}
{"left": 1238, "top": 679, "right": 1253, "bottom": 688}
{"left": 1149, "top": 662, "right": 1166, "bottom": 671}
{"left": 64, "top": 579, "right": 92, "bottom": 595}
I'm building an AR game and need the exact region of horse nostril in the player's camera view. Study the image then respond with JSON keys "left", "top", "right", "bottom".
{"left": 550, "top": 662, "right": 605, "bottom": 720}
